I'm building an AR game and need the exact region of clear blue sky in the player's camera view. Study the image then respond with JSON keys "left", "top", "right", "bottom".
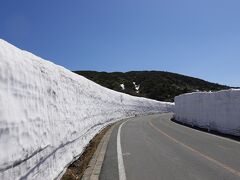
{"left": 0, "top": 0, "right": 240, "bottom": 87}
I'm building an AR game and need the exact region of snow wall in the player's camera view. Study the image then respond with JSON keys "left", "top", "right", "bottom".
{"left": 0, "top": 39, "right": 174, "bottom": 180}
{"left": 174, "top": 90, "right": 240, "bottom": 136}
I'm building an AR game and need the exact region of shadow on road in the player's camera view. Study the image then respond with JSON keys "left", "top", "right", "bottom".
{"left": 171, "top": 118, "right": 240, "bottom": 142}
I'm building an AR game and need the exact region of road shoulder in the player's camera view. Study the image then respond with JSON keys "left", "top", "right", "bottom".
{"left": 60, "top": 124, "right": 113, "bottom": 180}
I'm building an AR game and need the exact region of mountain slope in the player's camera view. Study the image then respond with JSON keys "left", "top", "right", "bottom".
{"left": 74, "top": 71, "right": 230, "bottom": 102}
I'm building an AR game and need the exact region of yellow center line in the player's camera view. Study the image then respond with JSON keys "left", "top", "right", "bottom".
{"left": 148, "top": 120, "right": 240, "bottom": 177}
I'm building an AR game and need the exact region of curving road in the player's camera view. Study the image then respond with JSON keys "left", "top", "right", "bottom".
{"left": 100, "top": 113, "right": 240, "bottom": 180}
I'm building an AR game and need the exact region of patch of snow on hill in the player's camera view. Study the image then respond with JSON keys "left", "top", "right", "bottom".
{"left": 120, "top": 83, "right": 125, "bottom": 90}
{"left": 133, "top": 82, "right": 140, "bottom": 93}
{"left": 0, "top": 39, "right": 174, "bottom": 180}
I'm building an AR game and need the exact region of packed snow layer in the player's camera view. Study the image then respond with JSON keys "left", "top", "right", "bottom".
{"left": 0, "top": 39, "right": 174, "bottom": 180}
{"left": 174, "top": 90, "right": 240, "bottom": 136}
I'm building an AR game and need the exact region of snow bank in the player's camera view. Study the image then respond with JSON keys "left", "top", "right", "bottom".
{"left": 174, "top": 90, "right": 240, "bottom": 136}
{"left": 0, "top": 39, "right": 173, "bottom": 180}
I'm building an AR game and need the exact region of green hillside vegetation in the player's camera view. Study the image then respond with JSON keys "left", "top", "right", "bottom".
{"left": 73, "top": 71, "right": 230, "bottom": 102}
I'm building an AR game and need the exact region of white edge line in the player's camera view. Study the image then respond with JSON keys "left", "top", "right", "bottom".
{"left": 117, "top": 121, "right": 128, "bottom": 180}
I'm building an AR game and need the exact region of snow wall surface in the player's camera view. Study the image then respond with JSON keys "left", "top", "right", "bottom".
{"left": 174, "top": 90, "right": 240, "bottom": 136}
{"left": 0, "top": 39, "right": 174, "bottom": 180}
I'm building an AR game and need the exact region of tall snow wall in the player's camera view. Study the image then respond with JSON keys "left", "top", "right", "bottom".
{"left": 0, "top": 39, "right": 174, "bottom": 180}
{"left": 174, "top": 90, "right": 240, "bottom": 136}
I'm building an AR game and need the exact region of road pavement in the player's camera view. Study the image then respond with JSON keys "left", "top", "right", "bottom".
{"left": 99, "top": 113, "right": 240, "bottom": 180}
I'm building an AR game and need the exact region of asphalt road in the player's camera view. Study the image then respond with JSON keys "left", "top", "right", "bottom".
{"left": 99, "top": 113, "right": 240, "bottom": 180}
